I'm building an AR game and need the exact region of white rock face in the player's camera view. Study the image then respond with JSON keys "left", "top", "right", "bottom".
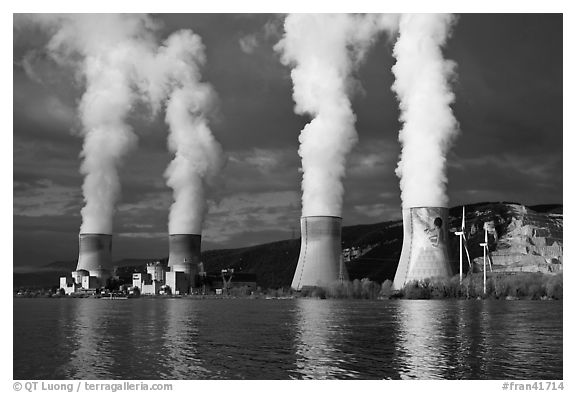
{"left": 473, "top": 204, "right": 562, "bottom": 274}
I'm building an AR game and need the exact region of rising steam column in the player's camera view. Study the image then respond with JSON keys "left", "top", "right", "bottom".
{"left": 276, "top": 15, "right": 373, "bottom": 291}
{"left": 392, "top": 207, "right": 453, "bottom": 290}
{"left": 390, "top": 14, "right": 460, "bottom": 290}
{"left": 292, "top": 216, "right": 348, "bottom": 290}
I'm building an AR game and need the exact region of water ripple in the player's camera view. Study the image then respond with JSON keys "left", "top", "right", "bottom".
{"left": 13, "top": 298, "right": 562, "bottom": 380}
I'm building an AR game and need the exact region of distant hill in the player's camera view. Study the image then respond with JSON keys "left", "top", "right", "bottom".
{"left": 14, "top": 202, "right": 562, "bottom": 290}
{"left": 199, "top": 220, "right": 400, "bottom": 289}
{"left": 201, "top": 202, "right": 563, "bottom": 287}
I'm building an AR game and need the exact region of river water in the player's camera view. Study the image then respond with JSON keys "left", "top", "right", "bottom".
{"left": 13, "top": 298, "right": 562, "bottom": 380}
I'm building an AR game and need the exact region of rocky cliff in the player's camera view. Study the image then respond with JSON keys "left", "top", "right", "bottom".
{"left": 455, "top": 203, "right": 563, "bottom": 274}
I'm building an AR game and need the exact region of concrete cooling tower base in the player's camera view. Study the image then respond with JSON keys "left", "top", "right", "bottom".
{"left": 291, "top": 216, "right": 348, "bottom": 290}
{"left": 75, "top": 233, "right": 112, "bottom": 279}
{"left": 167, "top": 234, "right": 201, "bottom": 291}
{"left": 393, "top": 207, "right": 453, "bottom": 290}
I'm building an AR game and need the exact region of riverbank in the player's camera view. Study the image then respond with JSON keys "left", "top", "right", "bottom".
{"left": 389, "top": 272, "right": 563, "bottom": 300}
{"left": 14, "top": 271, "right": 562, "bottom": 301}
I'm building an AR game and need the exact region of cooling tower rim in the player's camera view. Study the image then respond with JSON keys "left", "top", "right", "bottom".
{"left": 78, "top": 233, "right": 112, "bottom": 236}
{"left": 300, "top": 215, "right": 342, "bottom": 219}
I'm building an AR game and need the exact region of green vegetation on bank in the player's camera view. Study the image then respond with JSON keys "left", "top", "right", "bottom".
{"left": 301, "top": 278, "right": 383, "bottom": 299}
{"left": 398, "top": 272, "right": 563, "bottom": 300}
{"left": 293, "top": 272, "right": 562, "bottom": 300}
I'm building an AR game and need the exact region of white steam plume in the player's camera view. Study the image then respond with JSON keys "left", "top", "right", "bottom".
{"left": 275, "top": 14, "right": 398, "bottom": 217}
{"left": 20, "top": 15, "right": 223, "bottom": 235}
{"left": 137, "top": 31, "right": 224, "bottom": 234}
{"left": 27, "top": 14, "right": 157, "bottom": 234}
{"left": 391, "top": 14, "right": 459, "bottom": 208}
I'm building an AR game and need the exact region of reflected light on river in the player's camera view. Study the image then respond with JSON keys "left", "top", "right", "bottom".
{"left": 395, "top": 300, "right": 451, "bottom": 379}
{"left": 293, "top": 299, "right": 358, "bottom": 379}
{"left": 161, "top": 299, "right": 208, "bottom": 378}
{"left": 67, "top": 300, "right": 115, "bottom": 379}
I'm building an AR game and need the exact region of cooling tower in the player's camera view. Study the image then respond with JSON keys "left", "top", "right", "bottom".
{"left": 393, "top": 207, "right": 453, "bottom": 290}
{"left": 291, "top": 216, "right": 348, "bottom": 290}
{"left": 75, "top": 233, "right": 112, "bottom": 279}
{"left": 168, "top": 234, "right": 201, "bottom": 277}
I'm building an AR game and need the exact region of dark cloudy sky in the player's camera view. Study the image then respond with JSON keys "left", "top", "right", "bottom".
{"left": 13, "top": 13, "right": 563, "bottom": 268}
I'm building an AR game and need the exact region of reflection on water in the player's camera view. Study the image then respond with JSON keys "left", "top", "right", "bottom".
{"left": 392, "top": 301, "right": 512, "bottom": 379}
{"left": 13, "top": 298, "right": 562, "bottom": 380}
{"left": 68, "top": 299, "right": 113, "bottom": 379}
{"left": 161, "top": 300, "right": 208, "bottom": 378}
{"left": 293, "top": 299, "right": 357, "bottom": 379}
{"left": 391, "top": 301, "right": 563, "bottom": 380}
{"left": 394, "top": 301, "right": 450, "bottom": 379}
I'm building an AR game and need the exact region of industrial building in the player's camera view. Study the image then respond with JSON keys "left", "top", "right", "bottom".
{"left": 58, "top": 229, "right": 259, "bottom": 295}
{"left": 59, "top": 276, "right": 79, "bottom": 295}
{"left": 132, "top": 261, "right": 177, "bottom": 295}
{"left": 60, "top": 233, "right": 203, "bottom": 295}
{"left": 128, "top": 265, "right": 257, "bottom": 295}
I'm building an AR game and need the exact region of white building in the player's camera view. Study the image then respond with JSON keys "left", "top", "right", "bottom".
{"left": 59, "top": 276, "right": 79, "bottom": 295}
{"left": 147, "top": 261, "right": 165, "bottom": 282}
{"left": 133, "top": 267, "right": 167, "bottom": 296}
{"left": 81, "top": 275, "right": 100, "bottom": 290}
